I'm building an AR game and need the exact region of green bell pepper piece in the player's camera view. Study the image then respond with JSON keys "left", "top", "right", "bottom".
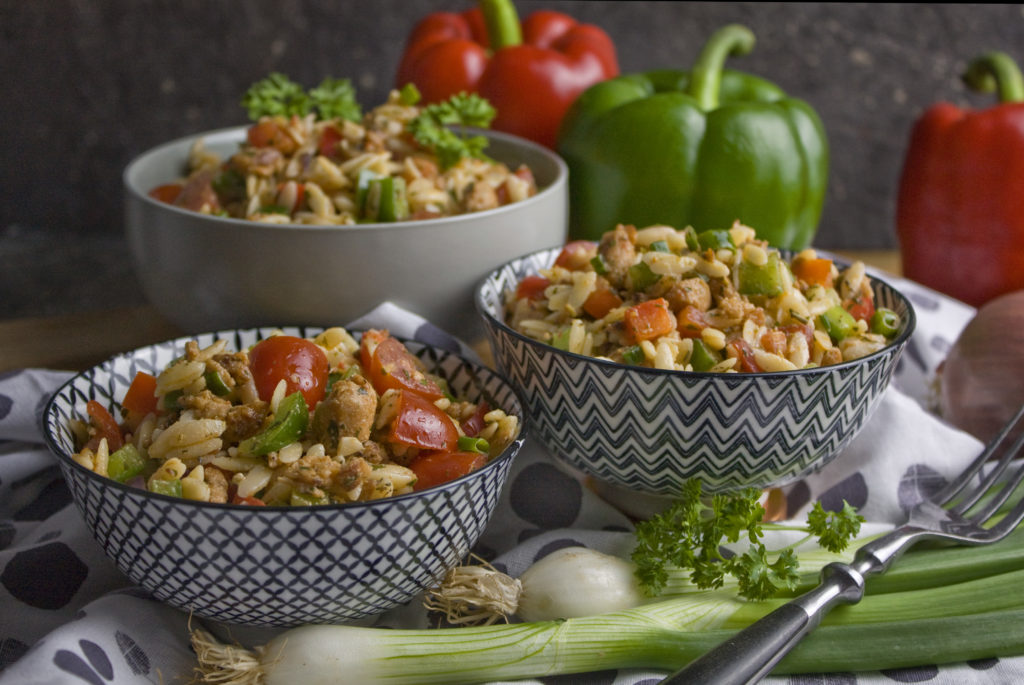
{"left": 204, "top": 370, "right": 232, "bottom": 396}
{"left": 820, "top": 304, "right": 858, "bottom": 343}
{"left": 107, "top": 443, "right": 148, "bottom": 483}
{"left": 622, "top": 345, "right": 646, "bottom": 366}
{"left": 697, "top": 228, "right": 735, "bottom": 252}
{"left": 148, "top": 478, "right": 182, "bottom": 498}
{"left": 737, "top": 251, "right": 785, "bottom": 297}
{"left": 557, "top": 24, "right": 828, "bottom": 250}
{"left": 363, "top": 176, "right": 410, "bottom": 222}
{"left": 238, "top": 391, "right": 309, "bottom": 457}
{"left": 689, "top": 339, "right": 722, "bottom": 372}
{"left": 628, "top": 261, "right": 660, "bottom": 291}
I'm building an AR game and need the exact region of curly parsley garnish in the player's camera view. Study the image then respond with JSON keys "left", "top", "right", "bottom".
{"left": 407, "top": 91, "right": 497, "bottom": 169}
{"left": 631, "top": 479, "right": 864, "bottom": 601}
{"left": 242, "top": 72, "right": 362, "bottom": 122}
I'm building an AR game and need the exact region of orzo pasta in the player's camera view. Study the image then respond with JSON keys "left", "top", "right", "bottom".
{"left": 504, "top": 222, "right": 904, "bottom": 373}
{"left": 70, "top": 329, "right": 519, "bottom": 505}
{"left": 148, "top": 83, "right": 538, "bottom": 225}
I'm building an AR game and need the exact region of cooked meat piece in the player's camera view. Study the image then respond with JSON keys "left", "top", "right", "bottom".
{"left": 204, "top": 466, "right": 229, "bottom": 504}
{"left": 215, "top": 352, "right": 260, "bottom": 405}
{"left": 180, "top": 390, "right": 231, "bottom": 420}
{"left": 312, "top": 375, "right": 378, "bottom": 453}
{"left": 465, "top": 181, "right": 499, "bottom": 212}
{"left": 222, "top": 402, "right": 269, "bottom": 444}
{"left": 598, "top": 224, "right": 637, "bottom": 288}
{"left": 664, "top": 277, "right": 712, "bottom": 312}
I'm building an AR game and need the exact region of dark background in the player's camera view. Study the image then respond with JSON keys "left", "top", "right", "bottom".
{"left": 3, "top": 1, "right": 1022, "bottom": 320}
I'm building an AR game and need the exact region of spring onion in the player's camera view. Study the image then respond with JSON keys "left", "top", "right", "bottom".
{"left": 192, "top": 553, "right": 1024, "bottom": 684}
{"left": 189, "top": 488, "right": 1024, "bottom": 683}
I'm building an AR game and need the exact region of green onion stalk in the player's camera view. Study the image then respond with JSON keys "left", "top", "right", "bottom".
{"left": 193, "top": 527, "right": 1024, "bottom": 684}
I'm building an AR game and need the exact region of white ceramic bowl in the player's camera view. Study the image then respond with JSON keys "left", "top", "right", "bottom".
{"left": 124, "top": 127, "right": 568, "bottom": 339}
{"left": 42, "top": 326, "right": 527, "bottom": 627}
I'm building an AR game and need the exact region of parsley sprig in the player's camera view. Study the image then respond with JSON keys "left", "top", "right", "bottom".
{"left": 407, "top": 91, "right": 497, "bottom": 169}
{"left": 242, "top": 72, "right": 362, "bottom": 122}
{"left": 631, "top": 479, "right": 864, "bottom": 601}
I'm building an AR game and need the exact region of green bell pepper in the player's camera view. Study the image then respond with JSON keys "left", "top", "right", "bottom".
{"left": 557, "top": 24, "right": 828, "bottom": 250}
{"left": 238, "top": 391, "right": 309, "bottom": 457}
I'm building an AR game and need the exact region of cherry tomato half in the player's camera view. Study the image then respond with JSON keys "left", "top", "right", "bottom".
{"left": 409, "top": 451, "right": 487, "bottom": 491}
{"left": 248, "top": 335, "right": 330, "bottom": 407}
{"left": 360, "top": 330, "right": 445, "bottom": 400}
{"left": 388, "top": 391, "right": 459, "bottom": 453}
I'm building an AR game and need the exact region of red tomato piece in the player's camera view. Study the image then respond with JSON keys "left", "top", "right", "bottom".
{"left": 246, "top": 120, "right": 296, "bottom": 154}
{"left": 148, "top": 183, "right": 183, "bottom": 205}
{"left": 582, "top": 287, "right": 623, "bottom": 319}
{"left": 248, "top": 335, "right": 329, "bottom": 407}
{"left": 726, "top": 339, "right": 763, "bottom": 373}
{"left": 554, "top": 240, "right": 598, "bottom": 271}
{"left": 516, "top": 275, "right": 551, "bottom": 301}
{"left": 676, "top": 305, "right": 711, "bottom": 339}
{"left": 85, "top": 400, "right": 124, "bottom": 452}
{"left": 623, "top": 298, "right": 675, "bottom": 344}
{"left": 844, "top": 291, "right": 876, "bottom": 322}
{"left": 317, "top": 124, "right": 343, "bottom": 158}
{"left": 121, "top": 371, "right": 159, "bottom": 417}
{"left": 388, "top": 391, "right": 459, "bottom": 453}
{"left": 792, "top": 257, "right": 834, "bottom": 288}
{"left": 460, "top": 400, "right": 491, "bottom": 437}
{"left": 360, "top": 330, "right": 445, "bottom": 400}
{"left": 410, "top": 450, "right": 487, "bottom": 491}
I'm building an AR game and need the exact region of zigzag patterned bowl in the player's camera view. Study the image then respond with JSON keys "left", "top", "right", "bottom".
{"left": 476, "top": 247, "right": 915, "bottom": 496}
{"left": 42, "top": 327, "right": 526, "bottom": 627}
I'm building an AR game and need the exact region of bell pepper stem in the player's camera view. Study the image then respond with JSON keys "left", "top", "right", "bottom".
{"left": 963, "top": 51, "right": 1024, "bottom": 103}
{"left": 479, "top": 0, "right": 522, "bottom": 51}
{"left": 689, "top": 24, "right": 756, "bottom": 111}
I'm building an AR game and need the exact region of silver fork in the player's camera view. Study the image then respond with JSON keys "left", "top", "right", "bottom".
{"left": 663, "top": 403, "right": 1024, "bottom": 685}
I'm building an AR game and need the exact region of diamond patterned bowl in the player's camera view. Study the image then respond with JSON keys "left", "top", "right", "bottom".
{"left": 475, "top": 247, "right": 915, "bottom": 496}
{"left": 42, "top": 327, "right": 526, "bottom": 627}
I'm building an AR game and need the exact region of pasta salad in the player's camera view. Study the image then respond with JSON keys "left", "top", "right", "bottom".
{"left": 505, "top": 222, "right": 904, "bottom": 373}
{"left": 148, "top": 75, "right": 538, "bottom": 225}
{"left": 69, "top": 328, "right": 519, "bottom": 505}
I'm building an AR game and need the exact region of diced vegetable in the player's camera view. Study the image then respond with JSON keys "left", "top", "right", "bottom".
{"left": 737, "top": 251, "right": 785, "bottom": 297}
{"left": 85, "top": 400, "right": 123, "bottom": 452}
{"left": 792, "top": 257, "right": 834, "bottom": 287}
{"left": 582, "top": 288, "right": 623, "bottom": 319}
{"left": 148, "top": 479, "right": 182, "bottom": 498}
{"left": 363, "top": 176, "right": 410, "bottom": 222}
{"left": 388, "top": 391, "right": 458, "bottom": 453}
{"left": 238, "top": 392, "right": 309, "bottom": 457}
{"left": 106, "top": 443, "right": 148, "bottom": 483}
{"left": 819, "top": 304, "right": 859, "bottom": 343}
{"left": 623, "top": 299, "right": 675, "bottom": 344}
{"left": 689, "top": 339, "right": 721, "bottom": 372}
{"left": 121, "top": 371, "right": 159, "bottom": 417}
{"left": 870, "top": 307, "right": 901, "bottom": 337}
{"left": 697, "top": 229, "right": 734, "bottom": 251}
{"left": 410, "top": 450, "right": 487, "bottom": 491}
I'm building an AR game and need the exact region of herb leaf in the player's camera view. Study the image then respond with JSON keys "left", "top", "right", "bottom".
{"left": 631, "top": 479, "right": 864, "bottom": 601}
{"left": 309, "top": 77, "right": 362, "bottom": 122}
{"left": 407, "top": 92, "right": 497, "bottom": 169}
{"left": 242, "top": 73, "right": 312, "bottom": 120}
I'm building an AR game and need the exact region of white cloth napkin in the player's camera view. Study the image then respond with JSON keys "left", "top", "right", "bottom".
{"left": 2, "top": 285, "right": 1022, "bottom": 685}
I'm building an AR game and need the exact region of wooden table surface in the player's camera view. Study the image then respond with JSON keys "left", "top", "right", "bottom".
{"left": 0, "top": 249, "right": 902, "bottom": 374}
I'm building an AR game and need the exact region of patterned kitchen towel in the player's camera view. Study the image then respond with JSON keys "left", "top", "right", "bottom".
{"left": 3, "top": 293, "right": 1022, "bottom": 685}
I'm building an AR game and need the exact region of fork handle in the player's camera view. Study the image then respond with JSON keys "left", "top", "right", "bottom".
{"left": 661, "top": 562, "right": 868, "bottom": 684}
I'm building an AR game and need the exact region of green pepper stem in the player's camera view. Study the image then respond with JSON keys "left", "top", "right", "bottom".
{"left": 963, "top": 51, "right": 1024, "bottom": 103}
{"left": 688, "top": 24, "right": 756, "bottom": 110}
{"left": 479, "top": 0, "right": 522, "bottom": 51}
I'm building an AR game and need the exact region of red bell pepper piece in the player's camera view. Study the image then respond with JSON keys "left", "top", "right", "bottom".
{"left": 395, "top": 0, "right": 618, "bottom": 149}
{"left": 897, "top": 51, "right": 1024, "bottom": 307}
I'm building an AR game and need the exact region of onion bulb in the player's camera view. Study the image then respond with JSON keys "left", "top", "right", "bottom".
{"left": 939, "top": 289, "right": 1024, "bottom": 443}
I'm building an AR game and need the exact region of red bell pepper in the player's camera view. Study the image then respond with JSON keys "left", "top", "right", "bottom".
{"left": 896, "top": 51, "right": 1024, "bottom": 307}
{"left": 395, "top": 0, "right": 618, "bottom": 149}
